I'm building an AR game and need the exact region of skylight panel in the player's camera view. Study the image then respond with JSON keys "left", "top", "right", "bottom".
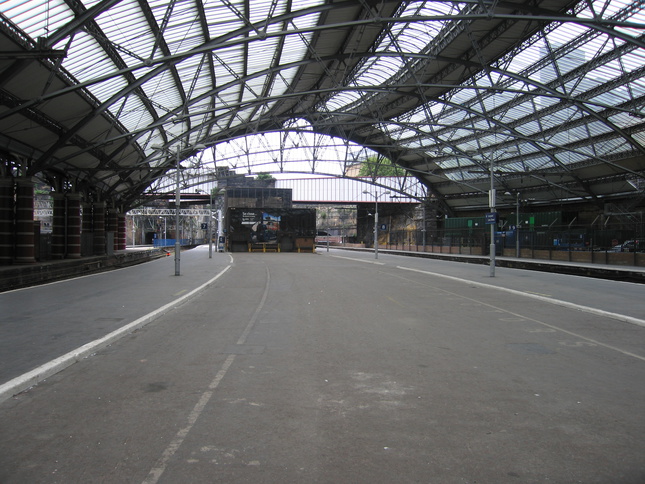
{"left": 247, "top": 0, "right": 279, "bottom": 23}
{"left": 608, "top": 112, "right": 644, "bottom": 129}
{"left": 589, "top": 89, "right": 631, "bottom": 108}
{"left": 117, "top": 98, "right": 155, "bottom": 132}
{"left": 503, "top": 103, "right": 535, "bottom": 122}
{"left": 394, "top": 24, "right": 439, "bottom": 53}
{"left": 325, "top": 91, "right": 363, "bottom": 112}
{"left": 216, "top": 91, "right": 243, "bottom": 106}
{"left": 351, "top": 54, "right": 405, "bottom": 89}
{"left": 620, "top": 51, "right": 645, "bottom": 73}
{"left": 630, "top": 131, "right": 645, "bottom": 146}
{"left": 96, "top": 1, "right": 156, "bottom": 62}
{"left": 267, "top": 68, "right": 296, "bottom": 98}
{"left": 438, "top": 158, "right": 462, "bottom": 170}
{"left": 248, "top": 37, "right": 279, "bottom": 72}
{"left": 175, "top": 55, "right": 207, "bottom": 90}
{"left": 590, "top": 59, "right": 624, "bottom": 81}
{"left": 582, "top": 33, "right": 617, "bottom": 58}
{"left": 203, "top": 9, "right": 245, "bottom": 40}
{"left": 213, "top": 46, "right": 246, "bottom": 73}
{"left": 62, "top": 31, "right": 118, "bottom": 83}
{"left": 87, "top": 77, "right": 129, "bottom": 105}
{"left": 150, "top": 6, "right": 204, "bottom": 56}
{"left": 545, "top": 22, "right": 588, "bottom": 50}
{"left": 555, "top": 147, "right": 583, "bottom": 164}
{"left": 436, "top": 108, "right": 471, "bottom": 128}
{"left": 533, "top": 95, "right": 559, "bottom": 108}
{"left": 627, "top": 76, "right": 645, "bottom": 97}
{"left": 2, "top": 0, "right": 72, "bottom": 39}
{"left": 515, "top": 120, "right": 541, "bottom": 137}
{"left": 288, "top": 8, "right": 321, "bottom": 30}
{"left": 242, "top": 76, "right": 269, "bottom": 102}
{"left": 279, "top": 32, "right": 308, "bottom": 67}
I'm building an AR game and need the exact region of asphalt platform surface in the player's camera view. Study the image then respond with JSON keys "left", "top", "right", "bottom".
{"left": 1, "top": 246, "right": 644, "bottom": 483}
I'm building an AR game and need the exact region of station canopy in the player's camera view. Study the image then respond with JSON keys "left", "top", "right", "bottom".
{"left": 1, "top": 0, "right": 644, "bottom": 214}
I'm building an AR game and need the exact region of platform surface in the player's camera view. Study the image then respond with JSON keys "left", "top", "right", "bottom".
{"left": 1, "top": 246, "right": 644, "bottom": 483}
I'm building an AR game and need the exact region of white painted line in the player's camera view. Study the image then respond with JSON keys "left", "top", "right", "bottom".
{"left": 142, "top": 354, "right": 236, "bottom": 484}
{"left": 0, "top": 264, "right": 233, "bottom": 405}
{"left": 396, "top": 266, "right": 645, "bottom": 362}
{"left": 142, "top": 263, "right": 271, "bottom": 484}
{"left": 330, "top": 255, "right": 385, "bottom": 265}
{"left": 237, "top": 266, "right": 270, "bottom": 345}
{"left": 396, "top": 265, "right": 645, "bottom": 328}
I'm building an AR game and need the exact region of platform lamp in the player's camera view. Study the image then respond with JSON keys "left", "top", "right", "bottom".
{"left": 362, "top": 189, "right": 391, "bottom": 259}
{"left": 208, "top": 186, "right": 214, "bottom": 259}
{"left": 467, "top": 149, "right": 511, "bottom": 278}
{"left": 152, "top": 142, "right": 206, "bottom": 276}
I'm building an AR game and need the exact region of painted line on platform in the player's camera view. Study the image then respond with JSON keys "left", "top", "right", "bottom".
{"left": 142, "top": 264, "right": 271, "bottom": 484}
{"left": 397, "top": 265, "right": 645, "bottom": 328}
{"left": 330, "top": 255, "right": 385, "bottom": 265}
{"left": 0, "top": 263, "right": 233, "bottom": 405}
{"left": 392, "top": 268, "right": 645, "bottom": 362}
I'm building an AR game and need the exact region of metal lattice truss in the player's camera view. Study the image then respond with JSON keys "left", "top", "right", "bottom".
{"left": 129, "top": 207, "right": 211, "bottom": 216}
{"left": 1, "top": 0, "right": 645, "bottom": 215}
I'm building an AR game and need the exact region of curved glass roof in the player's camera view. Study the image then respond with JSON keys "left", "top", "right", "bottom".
{"left": 0, "top": 0, "right": 644, "bottom": 213}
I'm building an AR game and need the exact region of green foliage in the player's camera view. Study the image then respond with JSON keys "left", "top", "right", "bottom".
{"left": 256, "top": 172, "right": 275, "bottom": 180}
{"left": 358, "top": 156, "right": 406, "bottom": 177}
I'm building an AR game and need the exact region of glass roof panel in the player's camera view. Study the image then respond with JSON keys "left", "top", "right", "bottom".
{"left": 2, "top": 0, "right": 72, "bottom": 38}
{"left": 94, "top": 1, "right": 152, "bottom": 60}
{"left": 1, "top": 0, "right": 643, "bottom": 209}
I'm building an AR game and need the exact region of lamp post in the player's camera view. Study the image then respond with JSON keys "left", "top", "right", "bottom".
{"left": 208, "top": 186, "right": 213, "bottom": 258}
{"left": 468, "top": 150, "right": 511, "bottom": 278}
{"left": 488, "top": 154, "right": 496, "bottom": 277}
{"left": 514, "top": 192, "right": 520, "bottom": 258}
{"left": 174, "top": 147, "right": 182, "bottom": 275}
{"left": 152, "top": 141, "right": 206, "bottom": 276}
{"left": 363, "top": 190, "right": 390, "bottom": 259}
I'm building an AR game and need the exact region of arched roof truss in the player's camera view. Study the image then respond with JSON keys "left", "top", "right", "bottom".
{"left": 0, "top": 0, "right": 643, "bottom": 213}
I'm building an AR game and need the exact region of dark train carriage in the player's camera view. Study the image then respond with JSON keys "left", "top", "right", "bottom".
{"left": 226, "top": 207, "right": 317, "bottom": 252}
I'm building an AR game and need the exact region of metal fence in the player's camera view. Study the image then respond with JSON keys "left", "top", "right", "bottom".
{"left": 384, "top": 220, "right": 643, "bottom": 253}
{"left": 366, "top": 220, "right": 645, "bottom": 268}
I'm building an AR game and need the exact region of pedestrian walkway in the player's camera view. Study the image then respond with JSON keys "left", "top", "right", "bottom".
{"left": 333, "top": 245, "right": 645, "bottom": 283}
{"left": 1, "top": 249, "right": 644, "bottom": 483}
{"left": 0, "top": 246, "right": 232, "bottom": 396}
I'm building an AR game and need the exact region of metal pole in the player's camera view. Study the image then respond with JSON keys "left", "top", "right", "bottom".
{"left": 422, "top": 202, "right": 426, "bottom": 248}
{"left": 175, "top": 148, "right": 181, "bottom": 276}
{"left": 489, "top": 155, "right": 496, "bottom": 277}
{"left": 516, "top": 192, "right": 520, "bottom": 258}
{"left": 217, "top": 208, "right": 223, "bottom": 251}
{"left": 208, "top": 187, "right": 213, "bottom": 258}
{"left": 374, "top": 196, "right": 379, "bottom": 259}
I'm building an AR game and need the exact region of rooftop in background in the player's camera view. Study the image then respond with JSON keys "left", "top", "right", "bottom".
{"left": 276, "top": 177, "right": 420, "bottom": 204}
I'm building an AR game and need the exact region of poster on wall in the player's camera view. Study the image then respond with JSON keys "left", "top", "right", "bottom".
{"left": 251, "top": 212, "right": 281, "bottom": 244}
{"left": 227, "top": 207, "right": 316, "bottom": 251}
{"left": 241, "top": 211, "right": 260, "bottom": 225}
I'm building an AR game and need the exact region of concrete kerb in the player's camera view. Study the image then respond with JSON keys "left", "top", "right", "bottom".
{"left": 0, "top": 264, "right": 232, "bottom": 405}
{"left": 397, "top": 265, "right": 645, "bottom": 328}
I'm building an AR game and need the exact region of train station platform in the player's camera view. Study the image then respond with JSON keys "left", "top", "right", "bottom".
{"left": 1, "top": 246, "right": 644, "bottom": 483}
{"left": 320, "top": 244, "right": 645, "bottom": 283}
{"left": 0, "top": 246, "right": 171, "bottom": 293}
{"left": 2, "top": 243, "right": 644, "bottom": 295}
